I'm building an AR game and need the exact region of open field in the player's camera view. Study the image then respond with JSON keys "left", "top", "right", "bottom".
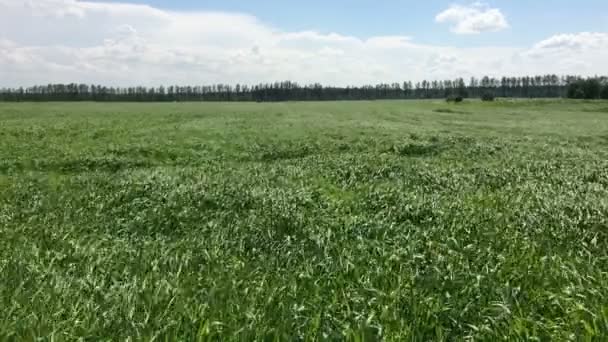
{"left": 2, "top": 99, "right": 608, "bottom": 340}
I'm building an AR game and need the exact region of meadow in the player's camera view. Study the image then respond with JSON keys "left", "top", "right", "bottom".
{"left": 1, "top": 99, "right": 608, "bottom": 340}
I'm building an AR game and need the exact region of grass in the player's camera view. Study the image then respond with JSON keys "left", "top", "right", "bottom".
{"left": 1, "top": 99, "right": 608, "bottom": 340}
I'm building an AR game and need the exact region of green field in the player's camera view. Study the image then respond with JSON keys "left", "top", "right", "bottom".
{"left": 2, "top": 100, "right": 608, "bottom": 340}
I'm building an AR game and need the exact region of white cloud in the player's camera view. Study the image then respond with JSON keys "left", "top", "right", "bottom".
{"left": 435, "top": 2, "right": 509, "bottom": 34}
{"left": 518, "top": 32, "right": 608, "bottom": 74}
{"left": 0, "top": 0, "right": 606, "bottom": 87}
{"left": 523, "top": 32, "right": 608, "bottom": 71}
{"left": 531, "top": 32, "right": 608, "bottom": 51}
{"left": 365, "top": 36, "right": 413, "bottom": 49}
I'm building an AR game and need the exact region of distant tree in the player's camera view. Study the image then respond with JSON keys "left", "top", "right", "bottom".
{"left": 455, "top": 78, "right": 468, "bottom": 98}
{"left": 500, "top": 77, "right": 508, "bottom": 97}
{"left": 601, "top": 84, "right": 608, "bottom": 100}
{"left": 0, "top": 74, "right": 598, "bottom": 102}
{"left": 446, "top": 95, "right": 463, "bottom": 103}
{"left": 481, "top": 76, "right": 491, "bottom": 94}
{"left": 567, "top": 78, "right": 602, "bottom": 99}
{"left": 481, "top": 93, "right": 495, "bottom": 102}
{"left": 583, "top": 79, "right": 602, "bottom": 99}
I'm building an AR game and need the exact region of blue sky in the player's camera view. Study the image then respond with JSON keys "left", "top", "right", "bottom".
{"left": 95, "top": 0, "right": 608, "bottom": 46}
{"left": 1, "top": 0, "right": 607, "bottom": 86}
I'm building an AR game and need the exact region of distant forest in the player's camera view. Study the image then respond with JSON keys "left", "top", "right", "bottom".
{"left": 1, "top": 75, "right": 607, "bottom": 102}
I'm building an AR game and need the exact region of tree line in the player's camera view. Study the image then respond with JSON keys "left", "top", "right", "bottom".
{"left": 1, "top": 75, "right": 606, "bottom": 102}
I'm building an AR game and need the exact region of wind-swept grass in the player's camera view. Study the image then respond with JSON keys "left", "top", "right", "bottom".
{"left": 2, "top": 100, "right": 608, "bottom": 340}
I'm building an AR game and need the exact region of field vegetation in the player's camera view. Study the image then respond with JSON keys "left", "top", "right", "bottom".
{"left": 2, "top": 99, "right": 608, "bottom": 340}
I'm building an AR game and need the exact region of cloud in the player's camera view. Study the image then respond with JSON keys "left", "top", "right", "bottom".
{"left": 365, "top": 36, "right": 413, "bottom": 49}
{"left": 518, "top": 32, "right": 608, "bottom": 74}
{"left": 524, "top": 32, "right": 608, "bottom": 67}
{"left": 531, "top": 32, "right": 608, "bottom": 51}
{"left": 0, "top": 0, "right": 606, "bottom": 87}
{"left": 435, "top": 2, "right": 509, "bottom": 34}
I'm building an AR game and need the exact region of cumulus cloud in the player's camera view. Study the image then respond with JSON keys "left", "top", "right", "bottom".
{"left": 435, "top": 2, "right": 509, "bottom": 34}
{"left": 0, "top": 0, "right": 606, "bottom": 86}
{"left": 531, "top": 32, "right": 608, "bottom": 51}
{"left": 516, "top": 32, "right": 608, "bottom": 74}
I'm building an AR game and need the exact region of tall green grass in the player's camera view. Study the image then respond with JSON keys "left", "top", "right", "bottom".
{"left": 1, "top": 100, "right": 608, "bottom": 340}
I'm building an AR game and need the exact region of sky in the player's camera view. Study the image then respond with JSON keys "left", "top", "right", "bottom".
{"left": 1, "top": 0, "right": 607, "bottom": 86}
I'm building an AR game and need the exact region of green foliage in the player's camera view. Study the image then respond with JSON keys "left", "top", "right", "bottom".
{"left": 0, "top": 75, "right": 602, "bottom": 102}
{"left": 481, "top": 93, "right": 496, "bottom": 101}
{"left": 568, "top": 78, "right": 603, "bottom": 99}
{"left": 2, "top": 100, "right": 608, "bottom": 340}
{"left": 572, "top": 88, "right": 586, "bottom": 99}
{"left": 601, "top": 85, "right": 608, "bottom": 100}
